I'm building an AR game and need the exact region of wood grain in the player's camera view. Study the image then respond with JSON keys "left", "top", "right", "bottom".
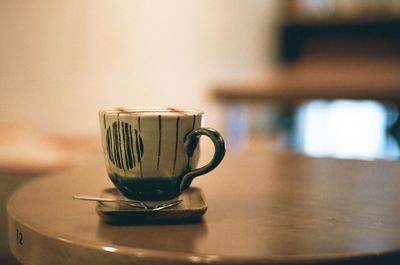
{"left": 7, "top": 148, "right": 400, "bottom": 264}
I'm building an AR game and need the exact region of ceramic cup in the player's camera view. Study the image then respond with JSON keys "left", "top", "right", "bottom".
{"left": 99, "top": 107, "right": 225, "bottom": 201}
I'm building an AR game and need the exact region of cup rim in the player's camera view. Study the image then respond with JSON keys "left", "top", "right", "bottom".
{"left": 99, "top": 107, "right": 204, "bottom": 116}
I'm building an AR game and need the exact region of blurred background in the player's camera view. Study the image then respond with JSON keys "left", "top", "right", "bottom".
{"left": 0, "top": 0, "right": 279, "bottom": 134}
{"left": 1, "top": 0, "right": 400, "bottom": 264}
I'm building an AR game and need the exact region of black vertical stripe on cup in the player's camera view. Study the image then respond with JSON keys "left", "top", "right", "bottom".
{"left": 187, "top": 114, "right": 196, "bottom": 169}
{"left": 139, "top": 117, "right": 143, "bottom": 177}
{"left": 116, "top": 121, "right": 123, "bottom": 169}
{"left": 107, "top": 127, "right": 114, "bottom": 163}
{"left": 191, "top": 114, "right": 196, "bottom": 129}
{"left": 172, "top": 116, "right": 180, "bottom": 176}
{"left": 135, "top": 130, "right": 141, "bottom": 159}
{"left": 135, "top": 130, "right": 142, "bottom": 175}
{"left": 121, "top": 122, "right": 128, "bottom": 169}
{"left": 113, "top": 122, "right": 122, "bottom": 169}
{"left": 121, "top": 122, "right": 127, "bottom": 170}
{"left": 109, "top": 128, "right": 114, "bottom": 162}
{"left": 121, "top": 123, "right": 128, "bottom": 169}
{"left": 111, "top": 123, "right": 116, "bottom": 166}
{"left": 106, "top": 128, "right": 113, "bottom": 163}
{"left": 103, "top": 113, "right": 109, "bottom": 166}
{"left": 111, "top": 123, "right": 118, "bottom": 166}
{"left": 111, "top": 122, "right": 118, "bottom": 168}
{"left": 136, "top": 116, "right": 143, "bottom": 177}
{"left": 124, "top": 123, "right": 133, "bottom": 169}
{"left": 129, "top": 125, "right": 136, "bottom": 167}
{"left": 139, "top": 134, "right": 144, "bottom": 153}
{"left": 125, "top": 123, "right": 132, "bottom": 169}
{"left": 135, "top": 117, "right": 141, "bottom": 162}
{"left": 157, "top": 115, "right": 162, "bottom": 171}
{"left": 117, "top": 120, "right": 125, "bottom": 170}
{"left": 106, "top": 128, "right": 110, "bottom": 161}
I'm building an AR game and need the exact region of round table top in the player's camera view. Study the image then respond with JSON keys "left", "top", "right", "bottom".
{"left": 7, "top": 149, "right": 400, "bottom": 265}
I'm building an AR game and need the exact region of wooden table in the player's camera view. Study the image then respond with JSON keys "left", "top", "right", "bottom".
{"left": 7, "top": 148, "right": 400, "bottom": 265}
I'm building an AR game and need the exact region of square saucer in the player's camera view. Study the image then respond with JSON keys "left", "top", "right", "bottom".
{"left": 96, "top": 187, "right": 208, "bottom": 224}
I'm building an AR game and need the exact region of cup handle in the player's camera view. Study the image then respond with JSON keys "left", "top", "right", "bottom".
{"left": 180, "top": 128, "right": 225, "bottom": 192}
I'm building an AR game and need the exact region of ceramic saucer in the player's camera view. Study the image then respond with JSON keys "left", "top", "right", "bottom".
{"left": 96, "top": 187, "right": 207, "bottom": 224}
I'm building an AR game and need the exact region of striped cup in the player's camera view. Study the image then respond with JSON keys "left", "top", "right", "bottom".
{"left": 99, "top": 107, "right": 225, "bottom": 201}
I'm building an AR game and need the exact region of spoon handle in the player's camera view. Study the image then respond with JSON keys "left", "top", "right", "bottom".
{"left": 72, "top": 195, "right": 140, "bottom": 204}
{"left": 73, "top": 195, "right": 183, "bottom": 211}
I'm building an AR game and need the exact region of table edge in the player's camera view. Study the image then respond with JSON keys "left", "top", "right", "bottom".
{"left": 7, "top": 193, "right": 400, "bottom": 265}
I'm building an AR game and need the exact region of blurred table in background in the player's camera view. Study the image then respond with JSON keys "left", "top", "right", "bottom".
{"left": 212, "top": 56, "right": 400, "bottom": 158}
{"left": 0, "top": 123, "right": 101, "bottom": 175}
{"left": 213, "top": 13, "right": 400, "bottom": 158}
{"left": 213, "top": 56, "right": 400, "bottom": 104}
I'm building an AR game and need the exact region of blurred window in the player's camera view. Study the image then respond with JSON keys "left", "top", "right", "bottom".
{"left": 294, "top": 100, "right": 398, "bottom": 159}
